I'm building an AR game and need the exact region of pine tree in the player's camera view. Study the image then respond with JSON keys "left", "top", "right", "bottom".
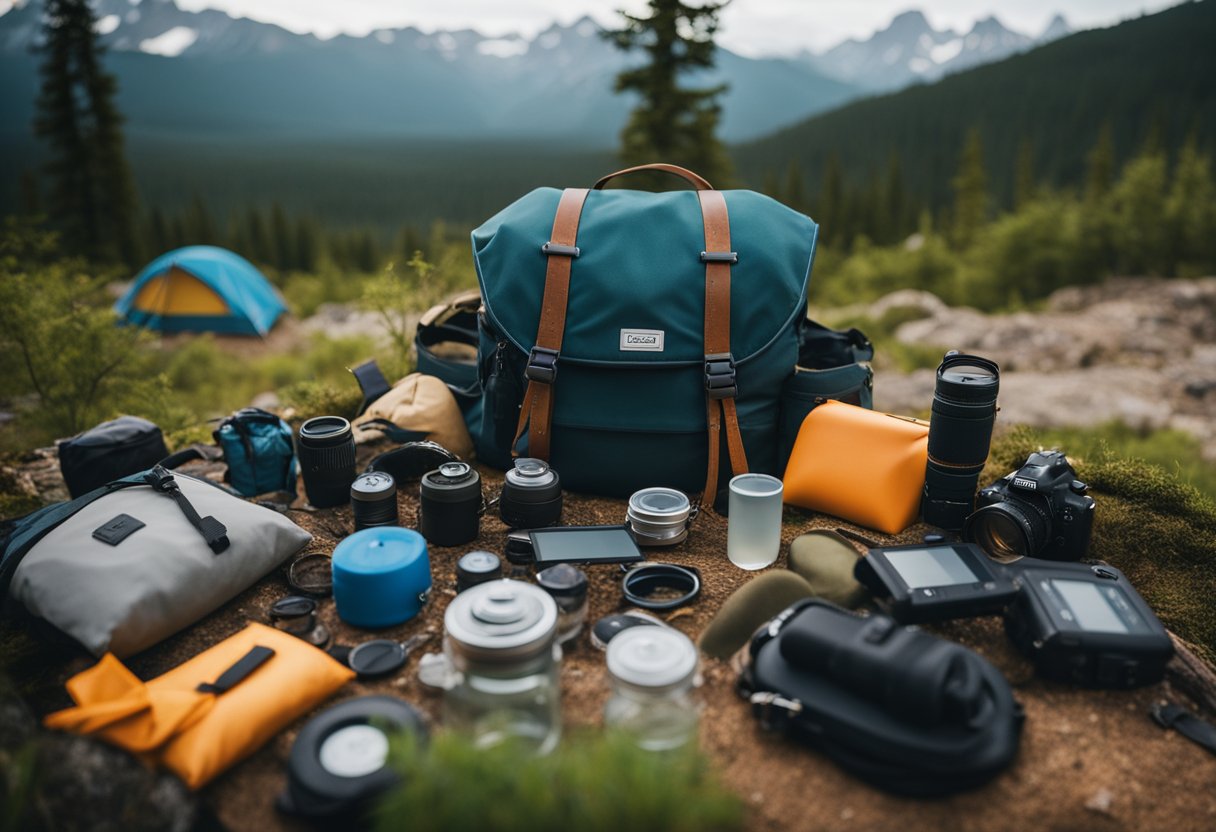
{"left": 1163, "top": 138, "right": 1216, "bottom": 274}
{"left": 294, "top": 217, "right": 321, "bottom": 274}
{"left": 781, "top": 160, "right": 805, "bottom": 213}
{"left": 34, "top": 0, "right": 138, "bottom": 265}
{"left": 604, "top": 0, "right": 732, "bottom": 186}
{"left": 1085, "top": 125, "right": 1115, "bottom": 204}
{"left": 819, "top": 153, "right": 844, "bottom": 246}
{"left": 270, "top": 203, "right": 292, "bottom": 270}
{"left": 951, "top": 128, "right": 988, "bottom": 247}
{"left": 760, "top": 170, "right": 779, "bottom": 199}
{"left": 1013, "top": 138, "right": 1036, "bottom": 209}
{"left": 185, "top": 195, "right": 217, "bottom": 244}
{"left": 17, "top": 170, "right": 41, "bottom": 216}
{"left": 884, "top": 152, "right": 906, "bottom": 242}
{"left": 246, "top": 208, "right": 270, "bottom": 265}
{"left": 146, "top": 207, "right": 170, "bottom": 255}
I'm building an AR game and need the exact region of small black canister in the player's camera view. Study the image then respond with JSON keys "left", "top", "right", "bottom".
{"left": 351, "top": 471, "right": 398, "bottom": 531}
{"left": 456, "top": 550, "right": 502, "bottom": 593}
{"left": 500, "top": 458, "right": 563, "bottom": 529}
{"left": 297, "top": 416, "right": 357, "bottom": 509}
{"left": 419, "top": 462, "right": 482, "bottom": 547}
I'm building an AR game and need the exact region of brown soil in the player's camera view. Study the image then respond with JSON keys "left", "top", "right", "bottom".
{"left": 16, "top": 457, "right": 1216, "bottom": 832}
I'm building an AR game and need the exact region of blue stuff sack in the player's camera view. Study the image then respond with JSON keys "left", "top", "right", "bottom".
{"left": 214, "top": 408, "right": 297, "bottom": 497}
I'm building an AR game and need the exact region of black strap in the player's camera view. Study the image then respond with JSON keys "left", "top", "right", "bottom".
{"left": 143, "top": 466, "right": 230, "bottom": 554}
{"left": 356, "top": 418, "right": 429, "bottom": 445}
{"left": 798, "top": 320, "right": 874, "bottom": 369}
{"left": 158, "top": 444, "right": 222, "bottom": 470}
{"left": 197, "top": 645, "right": 275, "bottom": 694}
{"left": 351, "top": 360, "right": 393, "bottom": 416}
{"left": 1152, "top": 702, "right": 1216, "bottom": 756}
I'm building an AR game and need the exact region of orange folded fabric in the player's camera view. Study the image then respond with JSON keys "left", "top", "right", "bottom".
{"left": 782, "top": 400, "right": 929, "bottom": 535}
{"left": 44, "top": 622, "right": 354, "bottom": 789}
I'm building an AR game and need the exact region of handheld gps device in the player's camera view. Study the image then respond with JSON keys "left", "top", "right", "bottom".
{"left": 853, "top": 542, "right": 1019, "bottom": 623}
{"left": 1003, "top": 559, "right": 1173, "bottom": 688}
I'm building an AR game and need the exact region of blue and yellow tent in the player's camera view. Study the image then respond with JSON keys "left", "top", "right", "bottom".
{"left": 115, "top": 246, "right": 287, "bottom": 336}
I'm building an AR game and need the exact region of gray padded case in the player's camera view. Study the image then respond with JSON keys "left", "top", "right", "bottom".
{"left": 10, "top": 474, "right": 310, "bottom": 657}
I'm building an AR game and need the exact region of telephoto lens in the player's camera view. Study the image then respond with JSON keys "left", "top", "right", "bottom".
{"left": 500, "top": 458, "right": 563, "bottom": 529}
{"left": 922, "top": 353, "right": 1000, "bottom": 531}
{"left": 351, "top": 471, "right": 398, "bottom": 531}
{"left": 297, "top": 416, "right": 357, "bottom": 508}
{"left": 419, "top": 462, "right": 482, "bottom": 547}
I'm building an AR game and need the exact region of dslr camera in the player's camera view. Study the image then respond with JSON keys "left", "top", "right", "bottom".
{"left": 964, "top": 450, "right": 1094, "bottom": 561}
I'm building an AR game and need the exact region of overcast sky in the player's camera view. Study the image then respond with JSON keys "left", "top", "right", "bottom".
{"left": 1, "top": 0, "right": 1186, "bottom": 54}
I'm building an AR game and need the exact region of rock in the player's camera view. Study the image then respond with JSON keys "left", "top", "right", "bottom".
{"left": 867, "top": 289, "right": 949, "bottom": 320}
{"left": 1084, "top": 787, "right": 1115, "bottom": 814}
{"left": 249, "top": 391, "right": 282, "bottom": 411}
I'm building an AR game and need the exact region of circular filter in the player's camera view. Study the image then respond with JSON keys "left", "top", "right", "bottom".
{"left": 347, "top": 640, "right": 408, "bottom": 678}
{"left": 319, "top": 724, "right": 390, "bottom": 778}
{"left": 288, "top": 553, "right": 334, "bottom": 597}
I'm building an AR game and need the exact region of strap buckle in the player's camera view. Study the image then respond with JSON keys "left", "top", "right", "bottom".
{"left": 704, "top": 353, "right": 737, "bottom": 400}
{"left": 700, "top": 250, "right": 738, "bottom": 264}
{"left": 143, "top": 465, "right": 177, "bottom": 493}
{"left": 525, "top": 346, "right": 560, "bottom": 384}
{"left": 541, "top": 242, "right": 580, "bottom": 258}
{"left": 749, "top": 691, "right": 803, "bottom": 730}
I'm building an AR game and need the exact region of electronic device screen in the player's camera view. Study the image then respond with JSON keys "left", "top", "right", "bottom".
{"left": 1051, "top": 579, "right": 1130, "bottom": 634}
{"left": 529, "top": 525, "right": 644, "bottom": 565}
{"left": 885, "top": 547, "right": 979, "bottom": 589}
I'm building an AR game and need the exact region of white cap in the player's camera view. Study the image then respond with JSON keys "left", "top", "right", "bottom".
{"left": 606, "top": 626, "right": 697, "bottom": 690}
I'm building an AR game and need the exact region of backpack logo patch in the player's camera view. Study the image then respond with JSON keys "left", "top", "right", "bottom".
{"left": 619, "top": 329, "right": 665, "bottom": 352}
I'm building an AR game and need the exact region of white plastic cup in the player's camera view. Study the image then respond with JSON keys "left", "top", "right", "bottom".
{"left": 726, "top": 473, "right": 784, "bottom": 570}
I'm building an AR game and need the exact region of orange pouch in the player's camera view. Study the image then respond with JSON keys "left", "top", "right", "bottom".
{"left": 782, "top": 399, "right": 929, "bottom": 535}
{"left": 44, "top": 622, "right": 354, "bottom": 789}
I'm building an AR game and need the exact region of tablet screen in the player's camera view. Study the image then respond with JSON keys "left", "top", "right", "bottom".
{"left": 530, "top": 526, "right": 644, "bottom": 565}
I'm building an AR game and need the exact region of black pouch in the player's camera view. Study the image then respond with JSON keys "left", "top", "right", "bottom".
{"left": 777, "top": 322, "right": 874, "bottom": 474}
{"left": 738, "top": 600, "right": 1023, "bottom": 797}
{"left": 58, "top": 416, "right": 170, "bottom": 499}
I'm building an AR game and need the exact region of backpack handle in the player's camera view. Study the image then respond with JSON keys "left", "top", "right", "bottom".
{"left": 592, "top": 163, "right": 713, "bottom": 191}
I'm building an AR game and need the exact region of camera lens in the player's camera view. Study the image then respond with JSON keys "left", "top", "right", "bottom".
{"left": 351, "top": 472, "right": 398, "bottom": 531}
{"left": 964, "top": 501, "right": 1048, "bottom": 560}
{"left": 297, "top": 416, "right": 357, "bottom": 508}
{"left": 500, "top": 458, "right": 563, "bottom": 529}
{"left": 922, "top": 354, "right": 1000, "bottom": 530}
{"left": 419, "top": 463, "right": 481, "bottom": 547}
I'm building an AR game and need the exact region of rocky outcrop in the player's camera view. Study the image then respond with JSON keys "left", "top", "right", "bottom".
{"left": 873, "top": 277, "right": 1216, "bottom": 460}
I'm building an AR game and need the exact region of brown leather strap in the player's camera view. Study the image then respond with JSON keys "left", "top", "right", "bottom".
{"left": 698, "top": 189, "right": 748, "bottom": 506}
{"left": 593, "top": 164, "right": 713, "bottom": 191}
{"left": 513, "top": 187, "right": 590, "bottom": 460}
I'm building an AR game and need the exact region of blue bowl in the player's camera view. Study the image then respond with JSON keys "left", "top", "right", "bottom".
{"left": 332, "top": 527, "right": 432, "bottom": 628}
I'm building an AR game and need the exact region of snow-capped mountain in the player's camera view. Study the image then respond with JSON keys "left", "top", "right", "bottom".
{"left": 807, "top": 9, "right": 1072, "bottom": 92}
{"left": 0, "top": 0, "right": 859, "bottom": 142}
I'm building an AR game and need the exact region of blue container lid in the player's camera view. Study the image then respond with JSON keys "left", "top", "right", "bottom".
{"left": 333, "top": 527, "right": 427, "bottom": 573}
{"left": 332, "top": 528, "right": 431, "bottom": 629}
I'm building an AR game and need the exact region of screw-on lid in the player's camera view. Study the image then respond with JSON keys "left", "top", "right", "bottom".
{"left": 536, "top": 563, "right": 587, "bottom": 599}
{"left": 606, "top": 626, "right": 697, "bottom": 690}
{"left": 351, "top": 471, "right": 396, "bottom": 501}
{"left": 298, "top": 415, "right": 353, "bottom": 448}
{"left": 502, "top": 458, "right": 561, "bottom": 503}
{"left": 936, "top": 353, "right": 1000, "bottom": 403}
{"left": 420, "top": 462, "right": 481, "bottom": 504}
{"left": 456, "top": 550, "right": 502, "bottom": 590}
{"left": 444, "top": 579, "right": 557, "bottom": 667}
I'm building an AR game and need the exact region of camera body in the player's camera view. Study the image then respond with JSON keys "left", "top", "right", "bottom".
{"left": 968, "top": 450, "right": 1094, "bottom": 561}
{"left": 1004, "top": 559, "right": 1173, "bottom": 688}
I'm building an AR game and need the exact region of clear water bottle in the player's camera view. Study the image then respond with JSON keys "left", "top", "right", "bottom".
{"left": 604, "top": 627, "right": 700, "bottom": 752}
{"left": 441, "top": 580, "right": 562, "bottom": 755}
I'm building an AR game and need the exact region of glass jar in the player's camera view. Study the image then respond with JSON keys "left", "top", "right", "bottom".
{"left": 442, "top": 579, "right": 562, "bottom": 755}
{"left": 604, "top": 627, "right": 700, "bottom": 752}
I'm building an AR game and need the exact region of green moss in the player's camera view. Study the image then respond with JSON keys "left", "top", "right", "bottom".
{"left": 989, "top": 427, "right": 1216, "bottom": 663}
{"left": 376, "top": 731, "right": 744, "bottom": 832}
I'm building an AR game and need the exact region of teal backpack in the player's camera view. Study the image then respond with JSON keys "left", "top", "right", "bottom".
{"left": 466, "top": 163, "right": 872, "bottom": 502}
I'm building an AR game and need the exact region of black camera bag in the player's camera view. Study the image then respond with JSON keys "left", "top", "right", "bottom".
{"left": 58, "top": 416, "right": 169, "bottom": 498}
{"left": 738, "top": 600, "right": 1023, "bottom": 796}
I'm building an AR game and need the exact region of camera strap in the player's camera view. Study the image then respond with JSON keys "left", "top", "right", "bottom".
{"left": 1152, "top": 701, "right": 1216, "bottom": 757}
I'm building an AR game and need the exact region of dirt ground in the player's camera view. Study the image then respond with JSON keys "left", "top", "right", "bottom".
{"left": 16, "top": 458, "right": 1216, "bottom": 832}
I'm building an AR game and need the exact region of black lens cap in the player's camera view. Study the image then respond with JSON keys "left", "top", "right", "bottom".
{"left": 591, "top": 613, "right": 663, "bottom": 651}
{"left": 347, "top": 640, "right": 407, "bottom": 678}
{"left": 456, "top": 550, "right": 502, "bottom": 592}
{"left": 271, "top": 595, "right": 317, "bottom": 619}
